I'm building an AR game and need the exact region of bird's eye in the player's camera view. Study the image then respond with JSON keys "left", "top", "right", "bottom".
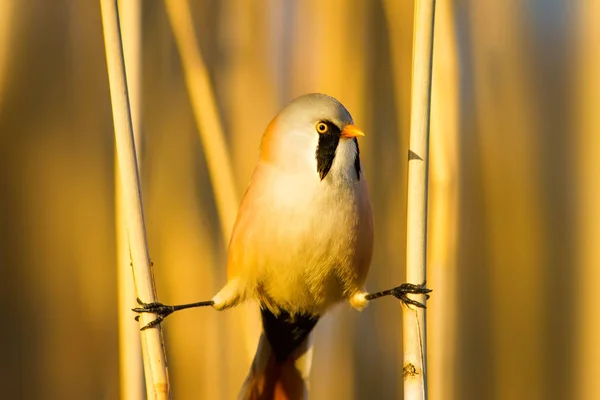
{"left": 316, "top": 122, "right": 329, "bottom": 134}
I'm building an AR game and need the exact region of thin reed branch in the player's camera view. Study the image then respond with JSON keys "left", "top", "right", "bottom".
{"left": 100, "top": 0, "right": 170, "bottom": 398}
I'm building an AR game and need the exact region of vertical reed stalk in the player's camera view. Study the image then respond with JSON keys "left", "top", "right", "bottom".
{"left": 116, "top": 0, "right": 144, "bottom": 399}
{"left": 0, "top": 0, "right": 14, "bottom": 111}
{"left": 164, "top": 0, "right": 239, "bottom": 244}
{"left": 164, "top": 0, "right": 261, "bottom": 366}
{"left": 575, "top": 1, "right": 600, "bottom": 397}
{"left": 404, "top": 1, "right": 436, "bottom": 399}
{"left": 100, "top": 0, "right": 170, "bottom": 398}
{"left": 428, "top": 1, "right": 459, "bottom": 398}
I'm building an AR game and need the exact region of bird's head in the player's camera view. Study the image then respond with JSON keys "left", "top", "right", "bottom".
{"left": 260, "top": 93, "right": 365, "bottom": 181}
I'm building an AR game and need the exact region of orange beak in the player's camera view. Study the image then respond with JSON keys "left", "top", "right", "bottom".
{"left": 341, "top": 124, "right": 365, "bottom": 139}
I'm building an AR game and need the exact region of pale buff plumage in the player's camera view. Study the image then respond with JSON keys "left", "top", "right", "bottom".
{"left": 212, "top": 93, "right": 374, "bottom": 316}
{"left": 207, "top": 94, "right": 374, "bottom": 400}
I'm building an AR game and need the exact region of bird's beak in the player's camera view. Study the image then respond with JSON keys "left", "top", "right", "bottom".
{"left": 341, "top": 124, "right": 365, "bottom": 139}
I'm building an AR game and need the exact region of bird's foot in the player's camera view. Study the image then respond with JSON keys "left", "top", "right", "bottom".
{"left": 133, "top": 298, "right": 175, "bottom": 331}
{"left": 365, "top": 281, "right": 432, "bottom": 308}
{"left": 390, "top": 282, "right": 432, "bottom": 308}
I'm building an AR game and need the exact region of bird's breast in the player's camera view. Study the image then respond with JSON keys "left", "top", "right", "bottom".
{"left": 235, "top": 163, "right": 365, "bottom": 315}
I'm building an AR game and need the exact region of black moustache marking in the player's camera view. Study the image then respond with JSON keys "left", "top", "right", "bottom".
{"left": 316, "top": 121, "right": 341, "bottom": 180}
{"left": 353, "top": 137, "right": 361, "bottom": 180}
{"left": 261, "top": 307, "right": 319, "bottom": 363}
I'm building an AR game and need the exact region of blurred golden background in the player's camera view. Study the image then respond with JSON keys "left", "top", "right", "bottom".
{"left": 0, "top": 0, "right": 598, "bottom": 399}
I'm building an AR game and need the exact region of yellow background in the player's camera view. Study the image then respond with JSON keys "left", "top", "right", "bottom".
{"left": 0, "top": 1, "right": 598, "bottom": 399}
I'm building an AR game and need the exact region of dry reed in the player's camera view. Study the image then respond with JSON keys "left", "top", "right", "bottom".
{"left": 163, "top": 0, "right": 239, "bottom": 244}
{"left": 162, "top": 0, "right": 263, "bottom": 367}
{"left": 116, "top": 0, "right": 144, "bottom": 399}
{"left": 100, "top": 0, "right": 170, "bottom": 398}
{"left": 427, "top": 1, "right": 459, "bottom": 398}
{"left": 404, "top": 0, "right": 436, "bottom": 399}
{"left": 575, "top": 1, "right": 600, "bottom": 398}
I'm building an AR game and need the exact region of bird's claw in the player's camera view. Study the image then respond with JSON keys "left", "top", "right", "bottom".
{"left": 392, "top": 282, "right": 432, "bottom": 309}
{"left": 132, "top": 297, "right": 175, "bottom": 330}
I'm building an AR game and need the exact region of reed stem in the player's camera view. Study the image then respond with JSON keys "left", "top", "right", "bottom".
{"left": 100, "top": 0, "right": 170, "bottom": 398}
{"left": 403, "top": 0, "right": 436, "bottom": 399}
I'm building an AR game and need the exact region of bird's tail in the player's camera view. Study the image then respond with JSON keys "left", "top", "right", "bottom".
{"left": 238, "top": 309, "right": 319, "bottom": 400}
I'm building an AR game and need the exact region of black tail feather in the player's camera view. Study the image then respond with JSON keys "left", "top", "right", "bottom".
{"left": 260, "top": 308, "right": 319, "bottom": 363}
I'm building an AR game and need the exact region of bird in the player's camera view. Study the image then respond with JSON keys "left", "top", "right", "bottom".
{"left": 133, "top": 93, "right": 431, "bottom": 400}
